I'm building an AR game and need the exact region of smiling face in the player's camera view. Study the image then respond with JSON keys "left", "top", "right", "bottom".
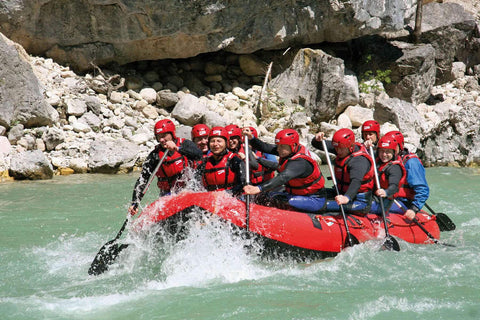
{"left": 209, "top": 137, "right": 227, "bottom": 156}
{"left": 194, "top": 136, "right": 209, "bottom": 153}
{"left": 378, "top": 148, "right": 394, "bottom": 163}
{"left": 228, "top": 136, "right": 241, "bottom": 150}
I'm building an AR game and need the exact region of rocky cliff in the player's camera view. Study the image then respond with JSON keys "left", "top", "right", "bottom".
{"left": 0, "top": 0, "right": 417, "bottom": 71}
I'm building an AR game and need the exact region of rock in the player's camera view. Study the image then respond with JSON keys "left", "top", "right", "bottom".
{"left": 384, "top": 42, "right": 437, "bottom": 105}
{"left": 141, "top": 105, "right": 159, "bottom": 119}
{"left": 337, "top": 73, "right": 360, "bottom": 114}
{"left": 140, "top": 88, "right": 157, "bottom": 104}
{"left": 418, "top": 2, "right": 477, "bottom": 84}
{"left": 0, "top": 1, "right": 416, "bottom": 71}
{"left": 270, "top": 48, "right": 345, "bottom": 122}
{"left": 7, "top": 124, "right": 24, "bottom": 144}
{"left": 343, "top": 105, "right": 374, "bottom": 127}
{"left": 69, "top": 158, "right": 88, "bottom": 173}
{"left": 238, "top": 55, "right": 267, "bottom": 76}
{"left": 0, "top": 136, "right": 12, "bottom": 156}
{"left": 58, "top": 167, "right": 74, "bottom": 175}
{"left": 42, "top": 127, "right": 65, "bottom": 151}
{"left": 172, "top": 94, "right": 207, "bottom": 126}
{"left": 65, "top": 98, "right": 87, "bottom": 116}
{"left": 156, "top": 90, "right": 179, "bottom": 109}
{"left": 9, "top": 150, "right": 54, "bottom": 180}
{"left": 0, "top": 33, "right": 59, "bottom": 129}
{"left": 88, "top": 136, "right": 139, "bottom": 173}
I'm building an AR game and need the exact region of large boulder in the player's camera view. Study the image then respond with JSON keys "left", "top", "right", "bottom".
{"left": 421, "top": 104, "right": 480, "bottom": 166}
{"left": 88, "top": 136, "right": 139, "bottom": 173}
{"left": 0, "top": 1, "right": 416, "bottom": 71}
{"left": 9, "top": 150, "right": 54, "bottom": 180}
{"left": 418, "top": 2, "right": 478, "bottom": 84}
{"left": 384, "top": 42, "right": 437, "bottom": 105}
{"left": 0, "top": 33, "right": 59, "bottom": 129}
{"left": 269, "top": 48, "right": 346, "bottom": 122}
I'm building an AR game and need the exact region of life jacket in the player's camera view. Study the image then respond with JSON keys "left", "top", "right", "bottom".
{"left": 156, "top": 138, "right": 188, "bottom": 192}
{"left": 396, "top": 152, "right": 423, "bottom": 199}
{"left": 377, "top": 159, "right": 407, "bottom": 199}
{"left": 202, "top": 151, "right": 239, "bottom": 191}
{"left": 278, "top": 145, "right": 325, "bottom": 196}
{"left": 250, "top": 150, "right": 275, "bottom": 185}
{"left": 334, "top": 147, "right": 375, "bottom": 194}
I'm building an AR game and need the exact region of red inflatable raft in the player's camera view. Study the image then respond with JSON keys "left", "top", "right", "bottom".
{"left": 133, "top": 191, "right": 441, "bottom": 257}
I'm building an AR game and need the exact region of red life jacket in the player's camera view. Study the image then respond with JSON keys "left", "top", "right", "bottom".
{"left": 278, "top": 145, "right": 325, "bottom": 195}
{"left": 202, "top": 151, "right": 239, "bottom": 191}
{"left": 334, "top": 148, "right": 375, "bottom": 194}
{"left": 156, "top": 138, "right": 188, "bottom": 192}
{"left": 377, "top": 159, "right": 407, "bottom": 199}
{"left": 250, "top": 150, "right": 275, "bottom": 185}
{"left": 396, "top": 152, "right": 423, "bottom": 199}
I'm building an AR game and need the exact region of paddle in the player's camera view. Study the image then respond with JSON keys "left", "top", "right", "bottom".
{"left": 244, "top": 134, "right": 251, "bottom": 231}
{"left": 393, "top": 200, "right": 455, "bottom": 247}
{"left": 369, "top": 146, "right": 400, "bottom": 252}
{"left": 321, "top": 140, "right": 359, "bottom": 248}
{"left": 424, "top": 202, "right": 456, "bottom": 232}
{"left": 88, "top": 150, "right": 168, "bottom": 276}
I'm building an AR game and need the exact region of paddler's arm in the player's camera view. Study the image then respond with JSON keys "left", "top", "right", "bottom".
{"left": 230, "top": 155, "right": 247, "bottom": 195}
{"left": 243, "top": 158, "right": 312, "bottom": 195}
{"left": 129, "top": 147, "right": 159, "bottom": 215}
{"left": 178, "top": 139, "right": 203, "bottom": 160}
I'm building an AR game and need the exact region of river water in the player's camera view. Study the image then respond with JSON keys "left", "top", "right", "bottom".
{"left": 0, "top": 167, "right": 479, "bottom": 320}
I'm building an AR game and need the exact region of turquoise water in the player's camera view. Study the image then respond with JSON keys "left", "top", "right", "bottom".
{"left": 0, "top": 168, "right": 479, "bottom": 320}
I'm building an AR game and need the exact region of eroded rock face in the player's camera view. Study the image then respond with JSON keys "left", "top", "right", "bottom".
{"left": 0, "top": 33, "right": 59, "bottom": 129}
{"left": 0, "top": 0, "right": 416, "bottom": 71}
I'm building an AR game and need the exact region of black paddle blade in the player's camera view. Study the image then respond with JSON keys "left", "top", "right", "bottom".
{"left": 436, "top": 212, "right": 456, "bottom": 232}
{"left": 88, "top": 240, "right": 129, "bottom": 276}
{"left": 343, "top": 234, "right": 360, "bottom": 248}
{"left": 381, "top": 235, "right": 400, "bottom": 252}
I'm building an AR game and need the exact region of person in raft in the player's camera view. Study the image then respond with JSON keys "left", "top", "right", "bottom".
{"left": 361, "top": 120, "right": 381, "bottom": 151}
{"left": 384, "top": 130, "right": 430, "bottom": 220}
{"left": 190, "top": 123, "right": 210, "bottom": 169}
{"left": 242, "top": 126, "right": 277, "bottom": 186}
{"left": 196, "top": 126, "right": 246, "bottom": 195}
{"left": 242, "top": 128, "right": 326, "bottom": 212}
{"left": 128, "top": 119, "right": 203, "bottom": 216}
{"left": 312, "top": 128, "right": 375, "bottom": 213}
{"left": 370, "top": 135, "right": 406, "bottom": 215}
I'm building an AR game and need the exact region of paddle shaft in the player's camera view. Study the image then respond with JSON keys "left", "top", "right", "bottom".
{"left": 393, "top": 200, "right": 454, "bottom": 247}
{"left": 369, "top": 146, "right": 393, "bottom": 237}
{"left": 244, "top": 135, "right": 251, "bottom": 231}
{"left": 321, "top": 140, "right": 355, "bottom": 247}
{"left": 88, "top": 150, "right": 169, "bottom": 275}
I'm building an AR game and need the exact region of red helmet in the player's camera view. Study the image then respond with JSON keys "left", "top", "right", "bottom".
{"left": 248, "top": 126, "right": 258, "bottom": 138}
{"left": 209, "top": 126, "right": 229, "bottom": 141}
{"left": 377, "top": 135, "right": 398, "bottom": 153}
{"left": 361, "top": 120, "right": 380, "bottom": 137}
{"left": 332, "top": 128, "right": 355, "bottom": 151}
{"left": 275, "top": 129, "right": 299, "bottom": 147}
{"left": 154, "top": 119, "right": 176, "bottom": 138}
{"left": 385, "top": 130, "right": 404, "bottom": 150}
{"left": 226, "top": 126, "right": 242, "bottom": 139}
{"left": 191, "top": 124, "right": 210, "bottom": 139}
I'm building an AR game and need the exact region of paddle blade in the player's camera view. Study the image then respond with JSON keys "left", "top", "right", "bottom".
{"left": 88, "top": 240, "right": 129, "bottom": 276}
{"left": 343, "top": 234, "right": 360, "bottom": 248}
{"left": 436, "top": 212, "right": 456, "bottom": 232}
{"left": 381, "top": 236, "right": 400, "bottom": 252}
